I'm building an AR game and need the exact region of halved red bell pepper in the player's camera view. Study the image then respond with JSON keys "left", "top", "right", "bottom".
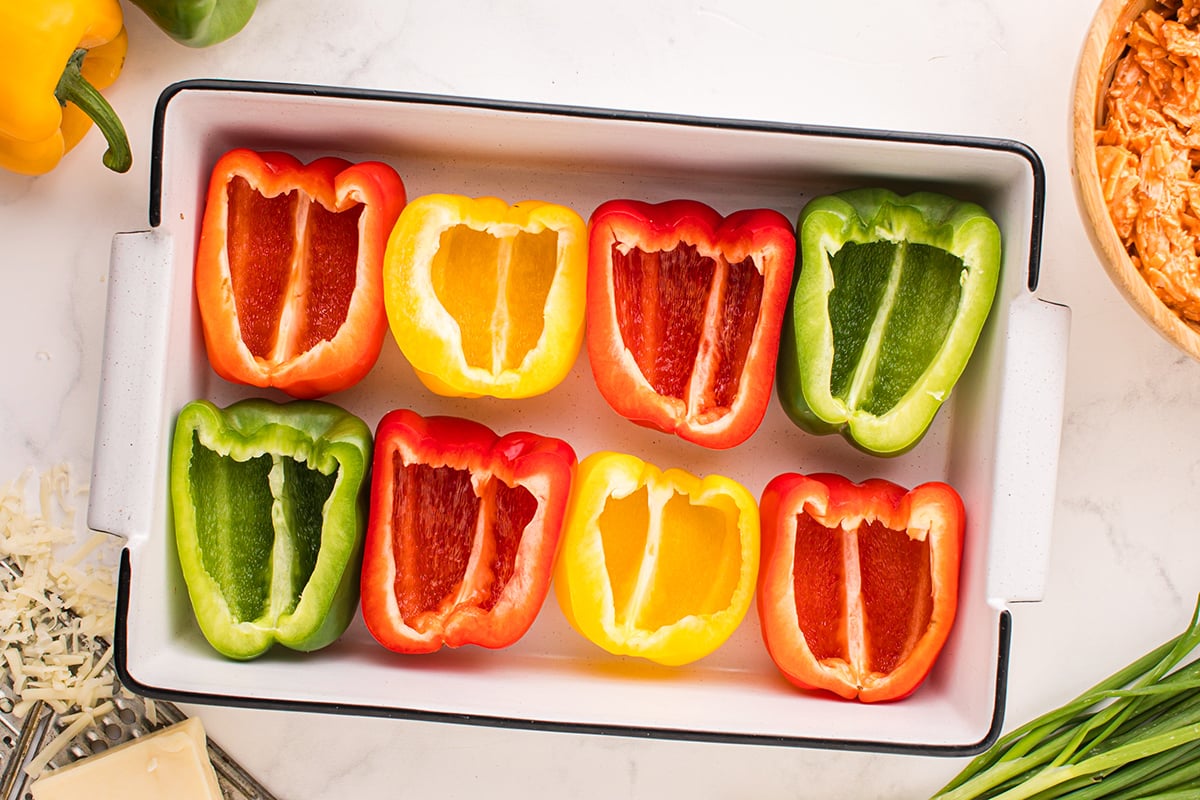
{"left": 586, "top": 199, "right": 796, "bottom": 449}
{"left": 360, "top": 409, "right": 576, "bottom": 653}
{"left": 195, "top": 148, "right": 406, "bottom": 399}
{"left": 757, "top": 472, "right": 963, "bottom": 703}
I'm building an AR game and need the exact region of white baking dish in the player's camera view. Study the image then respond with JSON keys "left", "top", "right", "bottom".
{"left": 88, "top": 79, "right": 1070, "bottom": 755}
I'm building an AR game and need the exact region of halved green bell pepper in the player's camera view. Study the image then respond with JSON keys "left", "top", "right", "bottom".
{"left": 170, "top": 397, "right": 371, "bottom": 660}
{"left": 777, "top": 188, "right": 1001, "bottom": 456}
{"left": 128, "top": 0, "right": 257, "bottom": 47}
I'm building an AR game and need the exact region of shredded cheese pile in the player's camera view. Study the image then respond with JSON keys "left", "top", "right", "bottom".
{"left": 0, "top": 465, "right": 118, "bottom": 723}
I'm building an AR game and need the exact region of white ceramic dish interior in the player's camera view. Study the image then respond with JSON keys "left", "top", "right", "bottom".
{"left": 88, "top": 81, "right": 1070, "bottom": 755}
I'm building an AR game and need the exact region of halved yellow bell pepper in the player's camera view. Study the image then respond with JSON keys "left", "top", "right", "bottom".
{"left": 0, "top": 0, "right": 131, "bottom": 175}
{"left": 553, "top": 451, "right": 760, "bottom": 667}
{"left": 382, "top": 194, "right": 587, "bottom": 399}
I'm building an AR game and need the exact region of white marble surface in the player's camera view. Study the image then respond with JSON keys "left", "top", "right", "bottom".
{"left": 4, "top": 1, "right": 1199, "bottom": 797}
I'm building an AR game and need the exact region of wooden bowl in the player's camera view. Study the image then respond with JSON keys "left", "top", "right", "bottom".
{"left": 1072, "top": 0, "right": 1200, "bottom": 360}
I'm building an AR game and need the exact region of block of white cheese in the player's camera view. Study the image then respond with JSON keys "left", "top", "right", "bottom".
{"left": 29, "top": 717, "right": 223, "bottom": 800}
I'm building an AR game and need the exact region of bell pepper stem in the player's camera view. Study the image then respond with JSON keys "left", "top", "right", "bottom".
{"left": 56, "top": 49, "right": 131, "bottom": 174}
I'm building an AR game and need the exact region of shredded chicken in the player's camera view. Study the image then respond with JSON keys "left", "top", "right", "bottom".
{"left": 1096, "top": 0, "right": 1200, "bottom": 321}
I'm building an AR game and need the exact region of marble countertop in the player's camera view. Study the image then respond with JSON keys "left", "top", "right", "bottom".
{"left": 4, "top": 1, "right": 1198, "bottom": 797}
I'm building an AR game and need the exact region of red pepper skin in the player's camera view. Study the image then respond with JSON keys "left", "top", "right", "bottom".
{"left": 586, "top": 199, "right": 795, "bottom": 449}
{"left": 360, "top": 409, "right": 576, "bottom": 653}
{"left": 757, "top": 472, "right": 963, "bottom": 703}
{"left": 195, "top": 148, "right": 406, "bottom": 399}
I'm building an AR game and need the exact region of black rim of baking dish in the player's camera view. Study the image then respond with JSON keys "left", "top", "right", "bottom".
{"left": 120, "top": 77, "right": 1041, "bottom": 757}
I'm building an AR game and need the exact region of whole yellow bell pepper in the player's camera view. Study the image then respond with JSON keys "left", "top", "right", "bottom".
{"left": 0, "top": 0, "right": 131, "bottom": 175}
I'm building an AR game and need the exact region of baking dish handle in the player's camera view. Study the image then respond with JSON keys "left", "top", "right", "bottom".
{"left": 88, "top": 229, "right": 176, "bottom": 543}
{"left": 985, "top": 294, "right": 1072, "bottom": 604}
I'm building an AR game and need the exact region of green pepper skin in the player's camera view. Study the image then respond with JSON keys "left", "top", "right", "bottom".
{"left": 777, "top": 188, "right": 1002, "bottom": 457}
{"left": 171, "top": 398, "right": 372, "bottom": 660}
{"left": 129, "top": 0, "right": 258, "bottom": 47}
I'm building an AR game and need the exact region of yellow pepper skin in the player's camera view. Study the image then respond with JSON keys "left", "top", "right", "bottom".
{"left": 382, "top": 194, "right": 587, "bottom": 399}
{"left": 0, "top": 0, "right": 131, "bottom": 175}
{"left": 553, "top": 451, "right": 760, "bottom": 667}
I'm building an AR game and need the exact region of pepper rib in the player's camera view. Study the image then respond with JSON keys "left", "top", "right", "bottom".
{"left": 457, "top": 475, "right": 495, "bottom": 610}
{"left": 265, "top": 454, "right": 295, "bottom": 626}
{"left": 842, "top": 518, "right": 865, "bottom": 690}
{"left": 271, "top": 196, "right": 312, "bottom": 363}
{"left": 638, "top": 249, "right": 663, "bottom": 388}
{"left": 492, "top": 232, "right": 514, "bottom": 377}
{"left": 686, "top": 252, "right": 727, "bottom": 422}
{"left": 844, "top": 240, "right": 906, "bottom": 412}
{"left": 624, "top": 483, "right": 665, "bottom": 637}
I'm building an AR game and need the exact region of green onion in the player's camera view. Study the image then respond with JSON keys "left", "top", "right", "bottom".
{"left": 932, "top": 596, "right": 1200, "bottom": 800}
